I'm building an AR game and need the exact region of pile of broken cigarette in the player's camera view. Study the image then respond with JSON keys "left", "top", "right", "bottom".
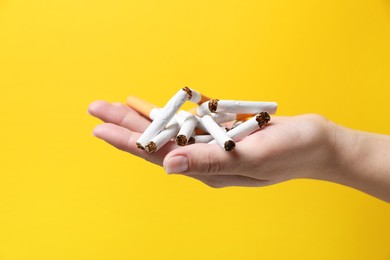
{"left": 127, "top": 87, "right": 277, "bottom": 153}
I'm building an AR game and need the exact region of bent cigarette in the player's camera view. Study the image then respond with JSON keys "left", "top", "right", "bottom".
{"left": 145, "top": 121, "right": 180, "bottom": 153}
{"left": 197, "top": 99, "right": 278, "bottom": 116}
{"left": 175, "top": 111, "right": 198, "bottom": 146}
{"left": 136, "top": 88, "right": 190, "bottom": 149}
{"left": 209, "top": 112, "right": 271, "bottom": 144}
{"left": 126, "top": 96, "right": 161, "bottom": 120}
{"left": 201, "top": 115, "right": 235, "bottom": 151}
{"left": 183, "top": 87, "right": 210, "bottom": 105}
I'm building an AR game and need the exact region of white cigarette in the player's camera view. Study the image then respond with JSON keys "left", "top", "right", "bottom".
{"left": 209, "top": 112, "right": 271, "bottom": 144}
{"left": 189, "top": 135, "right": 214, "bottom": 143}
{"left": 149, "top": 108, "right": 162, "bottom": 120}
{"left": 231, "top": 120, "right": 244, "bottom": 129}
{"left": 201, "top": 115, "right": 235, "bottom": 151}
{"left": 209, "top": 112, "right": 237, "bottom": 124}
{"left": 136, "top": 88, "right": 190, "bottom": 149}
{"left": 176, "top": 111, "right": 198, "bottom": 146}
{"left": 197, "top": 99, "right": 277, "bottom": 116}
{"left": 193, "top": 114, "right": 209, "bottom": 133}
{"left": 183, "top": 87, "right": 209, "bottom": 105}
{"left": 145, "top": 122, "right": 180, "bottom": 153}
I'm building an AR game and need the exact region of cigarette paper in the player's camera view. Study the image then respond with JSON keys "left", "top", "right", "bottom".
{"left": 183, "top": 87, "right": 209, "bottom": 105}
{"left": 126, "top": 96, "right": 161, "bottom": 119}
{"left": 201, "top": 115, "right": 235, "bottom": 151}
{"left": 145, "top": 122, "right": 180, "bottom": 153}
{"left": 192, "top": 114, "right": 209, "bottom": 133}
{"left": 231, "top": 120, "right": 244, "bottom": 129}
{"left": 136, "top": 88, "right": 190, "bottom": 149}
{"left": 197, "top": 99, "right": 278, "bottom": 116}
{"left": 176, "top": 111, "right": 198, "bottom": 146}
{"left": 209, "top": 112, "right": 270, "bottom": 144}
{"left": 190, "top": 135, "right": 214, "bottom": 143}
{"left": 194, "top": 104, "right": 254, "bottom": 122}
{"left": 209, "top": 113, "right": 237, "bottom": 124}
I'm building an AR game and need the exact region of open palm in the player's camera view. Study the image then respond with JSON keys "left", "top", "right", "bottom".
{"left": 89, "top": 100, "right": 336, "bottom": 188}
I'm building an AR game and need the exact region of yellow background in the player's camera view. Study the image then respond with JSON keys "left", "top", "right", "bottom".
{"left": 1, "top": 0, "right": 390, "bottom": 259}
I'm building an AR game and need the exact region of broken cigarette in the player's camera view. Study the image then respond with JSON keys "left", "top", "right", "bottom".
{"left": 183, "top": 87, "right": 210, "bottom": 105}
{"left": 126, "top": 96, "right": 161, "bottom": 120}
{"left": 136, "top": 88, "right": 191, "bottom": 149}
{"left": 197, "top": 99, "right": 278, "bottom": 116}
{"left": 201, "top": 115, "right": 235, "bottom": 151}
{"left": 191, "top": 106, "right": 254, "bottom": 123}
{"left": 145, "top": 121, "right": 180, "bottom": 153}
{"left": 175, "top": 111, "right": 198, "bottom": 146}
{"left": 189, "top": 134, "right": 214, "bottom": 144}
{"left": 209, "top": 112, "right": 271, "bottom": 144}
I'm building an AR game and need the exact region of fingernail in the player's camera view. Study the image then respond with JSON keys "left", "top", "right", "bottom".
{"left": 164, "top": 156, "right": 189, "bottom": 174}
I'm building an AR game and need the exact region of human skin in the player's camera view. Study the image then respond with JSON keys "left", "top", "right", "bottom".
{"left": 88, "top": 100, "right": 390, "bottom": 202}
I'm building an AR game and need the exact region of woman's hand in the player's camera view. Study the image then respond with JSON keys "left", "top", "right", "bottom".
{"left": 88, "top": 100, "right": 338, "bottom": 188}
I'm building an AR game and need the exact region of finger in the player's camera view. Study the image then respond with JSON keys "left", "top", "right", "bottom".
{"left": 163, "top": 143, "right": 254, "bottom": 176}
{"left": 88, "top": 100, "right": 150, "bottom": 132}
{"left": 184, "top": 174, "right": 272, "bottom": 188}
{"left": 93, "top": 123, "right": 178, "bottom": 166}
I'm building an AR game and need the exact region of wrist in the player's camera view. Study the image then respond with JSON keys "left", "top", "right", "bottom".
{"left": 318, "top": 122, "right": 390, "bottom": 201}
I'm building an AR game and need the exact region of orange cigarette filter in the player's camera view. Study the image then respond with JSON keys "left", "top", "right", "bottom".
{"left": 235, "top": 113, "right": 255, "bottom": 121}
{"left": 187, "top": 107, "right": 198, "bottom": 115}
{"left": 184, "top": 87, "right": 210, "bottom": 105}
{"left": 126, "top": 96, "right": 159, "bottom": 118}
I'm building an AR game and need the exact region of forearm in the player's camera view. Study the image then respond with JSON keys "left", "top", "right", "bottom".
{"left": 325, "top": 124, "right": 390, "bottom": 202}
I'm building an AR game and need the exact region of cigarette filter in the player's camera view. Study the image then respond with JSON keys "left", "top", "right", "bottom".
{"left": 145, "top": 121, "right": 180, "bottom": 153}
{"left": 201, "top": 115, "right": 235, "bottom": 151}
{"left": 197, "top": 99, "right": 277, "bottom": 116}
{"left": 126, "top": 96, "right": 161, "bottom": 119}
{"left": 136, "top": 88, "right": 190, "bottom": 149}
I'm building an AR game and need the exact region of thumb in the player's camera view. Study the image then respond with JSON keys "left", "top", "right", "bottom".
{"left": 163, "top": 144, "right": 240, "bottom": 175}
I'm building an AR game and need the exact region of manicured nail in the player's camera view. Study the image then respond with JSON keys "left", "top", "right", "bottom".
{"left": 164, "top": 156, "right": 189, "bottom": 174}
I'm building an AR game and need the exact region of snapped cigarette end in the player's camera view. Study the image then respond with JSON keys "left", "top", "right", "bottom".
{"left": 224, "top": 140, "right": 236, "bottom": 151}
{"left": 256, "top": 112, "right": 271, "bottom": 128}
{"left": 145, "top": 141, "right": 157, "bottom": 153}
{"left": 184, "top": 87, "right": 210, "bottom": 104}
{"left": 208, "top": 99, "right": 219, "bottom": 113}
{"left": 188, "top": 136, "right": 195, "bottom": 145}
{"left": 182, "top": 87, "right": 192, "bottom": 100}
{"left": 136, "top": 142, "right": 145, "bottom": 150}
{"left": 176, "top": 135, "right": 188, "bottom": 146}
